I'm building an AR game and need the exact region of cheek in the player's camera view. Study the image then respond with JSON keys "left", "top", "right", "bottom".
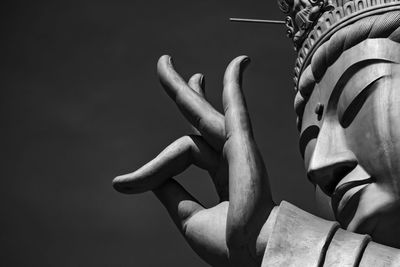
{"left": 315, "top": 185, "right": 335, "bottom": 220}
{"left": 303, "top": 139, "right": 316, "bottom": 172}
{"left": 345, "top": 77, "right": 400, "bottom": 188}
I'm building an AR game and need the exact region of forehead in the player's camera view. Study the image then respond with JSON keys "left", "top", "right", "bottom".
{"left": 300, "top": 38, "right": 400, "bottom": 135}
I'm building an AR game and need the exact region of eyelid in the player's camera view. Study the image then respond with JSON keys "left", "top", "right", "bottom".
{"left": 339, "top": 76, "right": 385, "bottom": 128}
{"left": 336, "top": 63, "right": 392, "bottom": 119}
{"left": 337, "top": 62, "right": 394, "bottom": 127}
{"left": 299, "top": 125, "right": 320, "bottom": 158}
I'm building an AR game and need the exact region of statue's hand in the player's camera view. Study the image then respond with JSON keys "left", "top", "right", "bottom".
{"left": 113, "top": 56, "right": 275, "bottom": 266}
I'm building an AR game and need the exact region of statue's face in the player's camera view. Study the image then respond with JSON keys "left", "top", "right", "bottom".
{"left": 300, "top": 39, "right": 400, "bottom": 246}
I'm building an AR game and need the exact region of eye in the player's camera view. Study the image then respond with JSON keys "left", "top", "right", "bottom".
{"left": 338, "top": 77, "right": 383, "bottom": 128}
{"left": 299, "top": 125, "right": 320, "bottom": 158}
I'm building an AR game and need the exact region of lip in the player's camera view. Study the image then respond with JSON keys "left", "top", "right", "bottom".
{"left": 330, "top": 166, "right": 373, "bottom": 217}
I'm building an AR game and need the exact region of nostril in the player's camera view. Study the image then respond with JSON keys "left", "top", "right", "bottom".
{"left": 308, "top": 159, "right": 357, "bottom": 196}
{"left": 326, "top": 164, "right": 355, "bottom": 195}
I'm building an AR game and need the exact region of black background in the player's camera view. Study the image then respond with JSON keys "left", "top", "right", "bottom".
{"left": 1, "top": 1, "right": 316, "bottom": 266}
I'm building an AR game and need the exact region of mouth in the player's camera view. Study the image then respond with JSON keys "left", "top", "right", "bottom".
{"left": 331, "top": 166, "right": 374, "bottom": 218}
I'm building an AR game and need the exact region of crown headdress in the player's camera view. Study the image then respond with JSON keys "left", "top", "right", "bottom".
{"left": 279, "top": 0, "right": 335, "bottom": 49}
{"left": 278, "top": 0, "right": 400, "bottom": 92}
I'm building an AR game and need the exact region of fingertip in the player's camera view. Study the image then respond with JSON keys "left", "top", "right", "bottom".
{"left": 190, "top": 73, "right": 205, "bottom": 87}
{"left": 238, "top": 55, "right": 250, "bottom": 63}
{"left": 231, "top": 55, "right": 251, "bottom": 69}
{"left": 157, "top": 55, "right": 173, "bottom": 72}
{"left": 188, "top": 73, "right": 206, "bottom": 98}
{"left": 224, "top": 56, "right": 251, "bottom": 85}
{"left": 189, "top": 73, "right": 203, "bottom": 83}
{"left": 158, "top": 54, "right": 171, "bottom": 64}
{"left": 112, "top": 175, "right": 126, "bottom": 193}
{"left": 112, "top": 175, "right": 135, "bottom": 194}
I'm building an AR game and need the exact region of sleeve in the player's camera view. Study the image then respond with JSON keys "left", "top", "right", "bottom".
{"left": 261, "top": 201, "right": 400, "bottom": 267}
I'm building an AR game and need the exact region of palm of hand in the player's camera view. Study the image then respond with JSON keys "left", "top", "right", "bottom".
{"left": 113, "top": 56, "right": 274, "bottom": 266}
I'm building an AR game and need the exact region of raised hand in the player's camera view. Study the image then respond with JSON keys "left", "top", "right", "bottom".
{"left": 113, "top": 56, "right": 275, "bottom": 266}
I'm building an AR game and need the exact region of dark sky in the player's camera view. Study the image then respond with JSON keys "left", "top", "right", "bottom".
{"left": 1, "top": 1, "right": 316, "bottom": 266}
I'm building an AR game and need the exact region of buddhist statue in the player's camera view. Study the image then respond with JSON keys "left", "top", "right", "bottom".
{"left": 113, "top": 0, "right": 400, "bottom": 266}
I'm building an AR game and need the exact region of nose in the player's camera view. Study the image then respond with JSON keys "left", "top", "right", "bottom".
{"left": 307, "top": 119, "right": 358, "bottom": 196}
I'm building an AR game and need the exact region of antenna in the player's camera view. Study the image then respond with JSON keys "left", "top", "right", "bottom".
{"left": 229, "top": 18, "right": 285, "bottom": 25}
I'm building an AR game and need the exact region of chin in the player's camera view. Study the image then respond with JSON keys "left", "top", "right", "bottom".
{"left": 338, "top": 183, "right": 400, "bottom": 248}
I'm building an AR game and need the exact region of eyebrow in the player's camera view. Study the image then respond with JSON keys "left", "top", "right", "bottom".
{"left": 340, "top": 76, "right": 385, "bottom": 128}
{"left": 299, "top": 125, "right": 320, "bottom": 158}
{"left": 329, "top": 60, "right": 392, "bottom": 108}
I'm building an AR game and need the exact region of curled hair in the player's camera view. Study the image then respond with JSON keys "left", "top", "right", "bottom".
{"left": 277, "top": 0, "right": 293, "bottom": 14}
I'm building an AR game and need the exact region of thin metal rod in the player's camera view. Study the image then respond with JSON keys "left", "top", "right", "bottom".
{"left": 229, "top": 18, "right": 285, "bottom": 25}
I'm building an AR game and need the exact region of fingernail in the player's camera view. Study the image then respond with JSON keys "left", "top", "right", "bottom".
{"left": 242, "top": 56, "right": 250, "bottom": 65}
{"left": 200, "top": 75, "right": 205, "bottom": 88}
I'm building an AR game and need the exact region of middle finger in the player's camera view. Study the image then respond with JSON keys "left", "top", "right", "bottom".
{"left": 157, "top": 55, "right": 225, "bottom": 151}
